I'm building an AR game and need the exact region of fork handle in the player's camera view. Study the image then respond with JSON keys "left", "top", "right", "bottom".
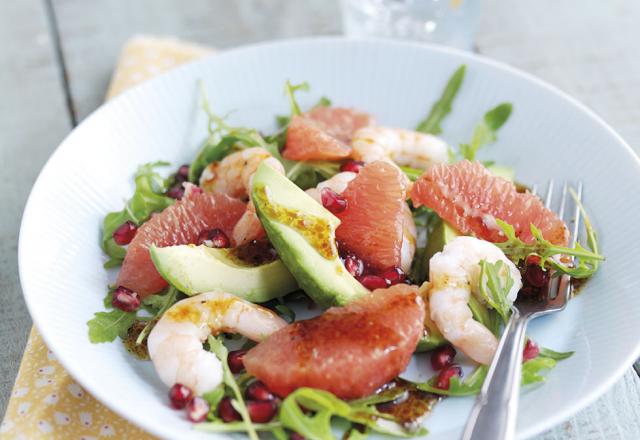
{"left": 462, "top": 309, "right": 530, "bottom": 440}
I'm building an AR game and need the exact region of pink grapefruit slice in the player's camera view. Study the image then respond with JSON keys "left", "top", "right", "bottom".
{"left": 244, "top": 284, "right": 424, "bottom": 399}
{"left": 410, "top": 160, "right": 568, "bottom": 245}
{"left": 116, "top": 192, "right": 246, "bottom": 296}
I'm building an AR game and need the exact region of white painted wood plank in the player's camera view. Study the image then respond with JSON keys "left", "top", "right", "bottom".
{"left": 0, "top": 0, "right": 72, "bottom": 418}
{"left": 52, "top": 0, "right": 341, "bottom": 120}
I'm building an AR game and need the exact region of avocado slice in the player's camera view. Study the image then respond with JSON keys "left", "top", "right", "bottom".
{"left": 424, "top": 218, "right": 461, "bottom": 264}
{"left": 150, "top": 244, "right": 298, "bottom": 303}
{"left": 251, "top": 163, "right": 369, "bottom": 307}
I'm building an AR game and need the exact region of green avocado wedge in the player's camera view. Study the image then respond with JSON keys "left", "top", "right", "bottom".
{"left": 251, "top": 162, "right": 369, "bottom": 308}
{"left": 150, "top": 244, "right": 298, "bottom": 303}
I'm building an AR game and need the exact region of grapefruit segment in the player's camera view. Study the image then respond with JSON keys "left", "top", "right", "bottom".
{"left": 116, "top": 192, "right": 246, "bottom": 296}
{"left": 410, "top": 160, "right": 568, "bottom": 245}
{"left": 335, "top": 161, "right": 407, "bottom": 271}
{"left": 244, "top": 284, "right": 424, "bottom": 399}
{"left": 283, "top": 107, "right": 374, "bottom": 161}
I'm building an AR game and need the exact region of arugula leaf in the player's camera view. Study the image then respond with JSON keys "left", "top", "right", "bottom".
{"left": 208, "top": 336, "right": 259, "bottom": 440}
{"left": 101, "top": 162, "right": 174, "bottom": 267}
{"left": 539, "top": 346, "right": 574, "bottom": 360}
{"left": 468, "top": 294, "right": 501, "bottom": 337}
{"left": 416, "top": 65, "right": 466, "bottom": 135}
{"left": 521, "top": 357, "right": 557, "bottom": 385}
{"left": 274, "top": 304, "right": 296, "bottom": 323}
{"left": 135, "top": 287, "right": 179, "bottom": 345}
{"left": 285, "top": 160, "right": 341, "bottom": 190}
{"left": 478, "top": 260, "right": 514, "bottom": 324}
{"left": 189, "top": 83, "right": 278, "bottom": 182}
{"left": 494, "top": 219, "right": 604, "bottom": 278}
{"left": 285, "top": 80, "right": 310, "bottom": 117}
{"left": 399, "top": 166, "right": 423, "bottom": 182}
{"left": 416, "top": 365, "right": 489, "bottom": 397}
{"left": 279, "top": 388, "right": 421, "bottom": 439}
{"left": 87, "top": 310, "right": 137, "bottom": 343}
{"left": 459, "top": 103, "right": 512, "bottom": 161}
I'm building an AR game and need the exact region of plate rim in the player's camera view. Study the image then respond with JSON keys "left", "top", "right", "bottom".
{"left": 18, "top": 36, "right": 640, "bottom": 440}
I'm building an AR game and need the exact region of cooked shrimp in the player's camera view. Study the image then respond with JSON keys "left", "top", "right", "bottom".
{"left": 200, "top": 147, "right": 284, "bottom": 200}
{"left": 428, "top": 236, "right": 522, "bottom": 364}
{"left": 200, "top": 148, "right": 285, "bottom": 246}
{"left": 351, "top": 126, "right": 449, "bottom": 170}
{"left": 147, "top": 291, "right": 287, "bottom": 395}
{"left": 306, "top": 171, "right": 416, "bottom": 273}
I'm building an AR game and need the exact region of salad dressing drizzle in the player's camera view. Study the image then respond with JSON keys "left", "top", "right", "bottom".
{"left": 254, "top": 185, "right": 337, "bottom": 259}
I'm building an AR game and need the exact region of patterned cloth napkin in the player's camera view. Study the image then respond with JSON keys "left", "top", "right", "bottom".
{"left": 1, "top": 35, "right": 213, "bottom": 440}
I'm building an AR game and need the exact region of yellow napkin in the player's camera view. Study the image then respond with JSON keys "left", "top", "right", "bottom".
{"left": 1, "top": 35, "right": 213, "bottom": 440}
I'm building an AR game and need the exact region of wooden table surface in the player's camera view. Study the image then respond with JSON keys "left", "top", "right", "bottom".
{"left": 2, "top": 0, "right": 640, "bottom": 438}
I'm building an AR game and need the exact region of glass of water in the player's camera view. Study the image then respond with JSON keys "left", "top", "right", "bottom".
{"left": 340, "top": 0, "right": 482, "bottom": 50}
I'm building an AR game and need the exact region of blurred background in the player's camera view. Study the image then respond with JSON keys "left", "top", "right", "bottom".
{"left": 2, "top": 0, "right": 640, "bottom": 429}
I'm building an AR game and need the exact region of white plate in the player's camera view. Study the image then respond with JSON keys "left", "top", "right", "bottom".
{"left": 19, "top": 38, "right": 640, "bottom": 439}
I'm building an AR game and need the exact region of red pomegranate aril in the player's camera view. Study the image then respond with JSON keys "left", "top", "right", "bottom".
{"left": 382, "top": 267, "right": 405, "bottom": 286}
{"left": 358, "top": 274, "right": 388, "bottom": 290}
{"left": 196, "top": 228, "right": 231, "bottom": 248}
{"left": 320, "top": 188, "right": 347, "bottom": 214}
{"left": 525, "top": 264, "right": 550, "bottom": 288}
{"left": 340, "top": 160, "right": 365, "bottom": 174}
{"left": 112, "top": 221, "right": 138, "bottom": 245}
{"left": 111, "top": 286, "right": 140, "bottom": 312}
{"left": 186, "top": 396, "right": 210, "bottom": 422}
{"left": 168, "top": 383, "right": 193, "bottom": 409}
{"left": 218, "top": 397, "right": 242, "bottom": 422}
{"left": 435, "top": 364, "right": 463, "bottom": 390}
{"left": 245, "top": 380, "right": 276, "bottom": 402}
{"left": 167, "top": 184, "right": 185, "bottom": 200}
{"left": 176, "top": 164, "right": 190, "bottom": 182}
{"left": 228, "top": 349, "right": 247, "bottom": 374}
{"left": 430, "top": 345, "right": 457, "bottom": 371}
{"left": 523, "top": 339, "right": 540, "bottom": 362}
{"left": 343, "top": 254, "right": 364, "bottom": 278}
{"left": 247, "top": 400, "right": 278, "bottom": 423}
{"left": 290, "top": 433, "right": 305, "bottom": 440}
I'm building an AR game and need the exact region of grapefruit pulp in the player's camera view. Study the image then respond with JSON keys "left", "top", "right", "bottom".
{"left": 244, "top": 283, "right": 425, "bottom": 399}
{"left": 283, "top": 107, "right": 373, "bottom": 161}
{"left": 410, "top": 160, "right": 568, "bottom": 245}
{"left": 116, "top": 192, "right": 246, "bottom": 296}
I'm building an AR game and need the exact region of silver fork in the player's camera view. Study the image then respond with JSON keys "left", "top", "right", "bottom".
{"left": 461, "top": 180, "right": 583, "bottom": 440}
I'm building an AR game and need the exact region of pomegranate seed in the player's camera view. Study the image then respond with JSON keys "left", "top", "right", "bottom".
{"left": 111, "top": 286, "right": 140, "bottom": 312}
{"left": 358, "top": 274, "right": 388, "bottom": 290}
{"left": 290, "top": 433, "right": 305, "bottom": 440}
{"left": 186, "top": 396, "right": 210, "bottom": 422}
{"left": 176, "top": 164, "right": 190, "bottom": 182}
{"left": 167, "top": 184, "right": 185, "bottom": 200}
{"left": 320, "top": 188, "right": 347, "bottom": 214}
{"left": 245, "top": 381, "right": 276, "bottom": 402}
{"left": 343, "top": 254, "right": 364, "bottom": 278}
{"left": 435, "top": 364, "right": 463, "bottom": 390}
{"left": 382, "top": 267, "right": 405, "bottom": 285}
{"left": 112, "top": 221, "right": 137, "bottom": 245}
{"left": 196, "top": 228, "right": 230, "bottom": 248}
{"left": 340, "top": 160, "right": 365, "bottom": 173}
{"left": 168, "top": 383, "right": 193, "bottom": 409}
{"left": 218, "top": 397, "right": 241, "bottom": 422}
{"left": 247, "top": 400, "right": 278, "bottom": 423}
{"left": 430, "top": 345, "right": 457, "bottom": 371}
{"left": 525, "top": 264, "right": 549, "bottom": 288}
{"left": 523, "top": 339, "right": 540, "bottom": 362}
{"left": 227, "top": 349, "right": 247, "bottom": 374}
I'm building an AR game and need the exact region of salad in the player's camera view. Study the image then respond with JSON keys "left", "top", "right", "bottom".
{"left": 88, "top": 65, "right": 603, "bottom": 439}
